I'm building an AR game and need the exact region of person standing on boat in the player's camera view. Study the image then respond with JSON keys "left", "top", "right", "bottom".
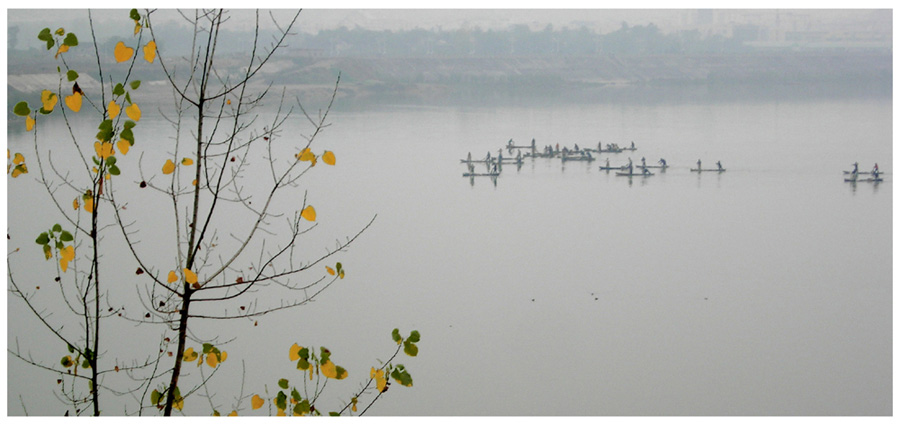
{"left": 630, "top": 141, "right": 635, "bottom": 150}
{"left": 696, "top": 159, "right": 702, "bottom": 171}
{"left": 851, "top": 162, "right": 859, "bottom": 175}
{"left": 872, "top": 163, "right": 880, "bottom": 179}
{"left": 658, "top": 158, "right": 667, "bottom": 167}
{"left": 716, "top": 161, "right": 723, "bottom": 171}
{"left": 627, "top": 157, "right": 633, "bottom": 175}
{"left": 640, "top": 157, "right": 646, "bottom": 169}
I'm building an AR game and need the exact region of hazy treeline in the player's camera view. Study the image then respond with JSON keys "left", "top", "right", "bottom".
{"left": 296, "top": 23, "right": 747, "bottom": 58}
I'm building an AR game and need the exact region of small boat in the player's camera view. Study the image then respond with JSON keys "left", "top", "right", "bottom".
{"left": 598, "top": 165, "right": 625, "bottom": 171}
{"left": 690, "top": 168, "right": 726, "bottom": 173}
{"left": 639, "top": 164, "right": 668, "bottom": 169}
{"left": 843, "top": 170, "right": 874, "bottom": 175}
{"left": 616, "top": 171, "right": 653, "bottom": 177}
{"left": 561, "top": 154, "right": 595, "bottom": 162}
{"left": 463, "top": 172, "right": 500, "bottom": 177}
{"left": 844, "top": 176, "right": 883, "bottom": 183}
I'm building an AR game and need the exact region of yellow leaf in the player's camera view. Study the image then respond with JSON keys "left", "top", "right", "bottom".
{"left": 73, "top": 197, "right": 80, "bottom": 210}
{"left": 83, "top": 198, "right": 94, "bottom": 213}
{"left": 114, "top": 41, "right": 134, "bottom": 63}
{"left": 11, "top": 165, "right": 27, "bottom": 178}
{"left": 251, "top": 394, "right": 265, "bottom": 410}
{"left": 339, "top": 269, "right": 345, "bottom": 279}
{"left": 301, "top": 205, "right": 316, "bottom": 222}
{"left": 26, "top": 116, "right": 35, "bottom": 131}
{"left": 351, "top": 397, "right": 358, "bottom": 412}
{"left": 143, "top": 40, "right": 156, "bottom": 63}
{"left": 322, "top": 150, "right": 336, "bottom": 166}
{"left": 167, "top": 270, "right": 178, "bottom": 284}
{"left": 192, "top": 179, "right": 197, "bottom": 186}
{"left": 41, "top": 90, "right": 58, "bottom": 112}
{"left": 108, "top": 101, "right": 120, "bottom": 119}
{"left": 372, "top": 368, "right": 386, "bottom": 392}
{"left": 183, "top": 268, "right": 197, "bottom": 284}
{"left": 297, "top": 148, "right": 317, "bottom": 164}
{"left": 289, "top": 343, "right": 302, "bottom": 361}
{"left": 134, "top": 22, "right": 141, "bottom": 36}
{"left": 60, "top": 245, "right": 75, "bottom": 272}
{"left": 227, "top": 411, "right": 238, "bottom": 417}
{"left": 173, "top": 397, "right": 184, "bottom": 411}
{"left": 321, "top": 360, "right": 347, "bottom": 380}
{"left": 94, "top": 142, "right": 115, "bottom": 160}
{"left": 55, "top": 44, "right": 70, "bottom": 59}
{"left": 162, "top": 159, "right": 175, "bottom": 175}
{"left": 325, "top": 266, "right": 335, "bottom": 276}
{"left": 117, "top": 139, "right": 130, "bottom": 156}
{"left": 13, "top": 153, "right": 25, "bottom": 165}
{"left": 220, "top": 351, "right": 227, "bottom": 362}
{"left": 181, "top": 158, "right": 194, "bottom": 166}
{"left": 65, "top": 92, "right": 82, "bottom": 112}
{"left": 276, "top": 408, "right": 286, "bottom": 417}
{"left": 125, "top": 103, "right": 141, "bottom": 121}
{"left": 183, "top": 347, "right": 198, "bottom": 362}
{"left": 207, "top": 352, "right": 219, "bottom": 368}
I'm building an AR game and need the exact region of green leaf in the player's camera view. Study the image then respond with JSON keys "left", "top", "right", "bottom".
{"left": 298, "top": 347, "right": 309, "bottom": 360}
{"left": 14, "top": 101, "right": 31, "bottom": 117}
{"left": 55, "top": 28, "right": 65, "bottom": 36}
{"left": 63, "top": 33, "right": 78, "bottom": 47}
{"left": 202, "top": 343, "right": 213, "bottom": 354}
{"left": 42, "top": 244, "right": 52, "bottom": 259}
{"left": 113, "top": 83, "right": 125, "bottom": 97}
{"left": 120, "top": 127, "right": 134, "bottom": 144}
{"left": 123, "top": 120, "right": 136, "bottom": 130}
{"left": 278, "top": 378, "right": 289, "bottom": 389}
{"left": 106, "top": 156, "right": 117, "bottom": 166}
{"left": 82, "top": 359, "right": 91, "bottom": 369}
{"left": 130, "top": 80, "right": 141, "bottom": 90}
{"left": 38, "top": 28, "right": 54, "bottom": 50}
{"left": 60, "top": 231, "right": 74, "bottom": 242}
{"left": 130, "top": 9, "right": 141, "bottom": 21}
{"left": 150, "top": 389, "right": 161, "bottom": 405}
{"left": 96, "top": 120, "right": 114, "bottom": 142}
{"left": 275, "top": 391, "right": 287, "bottom": 410}
{"left": 319, "top": 347, "right": 331, "bottom": 364}
{"left": 36, "top": 232, "right": 50, "bottom": 245}
{"left": 55, "top": 240, "right": 63, "bottom": 250}
{"left": 297, "top": 358, "right": 310, "bottom": 370}
{"left": 291, "top": 388, "right": 301, "bottom": 402}
{"left": 336, "top": 262, "right": 343, "bottom": 273}
{"left": 67, "top": 344, "right": 75, "bottom": 353}
{"left": 329, "top": 412, "right": 340, "bottom": 416}
{"left": 108, "top": 165, "right": 120, "bottom": 176}
{"left": 294, "top": 399, "right": 310, "bottom": 416}
{"left": 52, "top": 224, "right": 62, "bottom": 233}
{"left": 403, "top": 341, "right": 418, "bottom": 357}
{"left": 67, "top": 70, "right": 79, "bottom": 82}
{"left": 125, "top": 92, "right": 132, "bottom": 104}
{"left": 392, "top": 328, "right": 401, "bottom": 343}
{"left": 408, "top": 330, "right": 420, "bottom": 343}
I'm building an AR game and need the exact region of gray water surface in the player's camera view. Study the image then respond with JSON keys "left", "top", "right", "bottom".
{"left": 6, "top": 95, "right": 892, "bottom": 415}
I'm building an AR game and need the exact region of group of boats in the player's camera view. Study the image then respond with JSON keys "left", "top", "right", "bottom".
{"left": 460, "top": 138, "right": 725, "bottom": 179}
{"left": 461, "top": 139, "right": 887, "bottom": 186}
{"left": 843, "top": 162, "right": 884, "bottom": 183}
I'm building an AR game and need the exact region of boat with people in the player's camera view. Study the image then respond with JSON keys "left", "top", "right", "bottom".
{"left": 561, "top": 151, "right": 595, "bottom": 162}
{"left": 460, "top": 151, "right": 494, "bottom": 164}
{"left": 690, "top": 160, "right": 726, "bottom": 172}
{"left": 506, "top": 138, "right": 537, "bottom": 154}
{"left": 844, "top": 162, "right": 883, "bottom": 183}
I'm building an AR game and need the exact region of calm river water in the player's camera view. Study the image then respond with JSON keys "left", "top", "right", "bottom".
{"left": 6, "top": 90, "right": 892, "bottom": 415}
